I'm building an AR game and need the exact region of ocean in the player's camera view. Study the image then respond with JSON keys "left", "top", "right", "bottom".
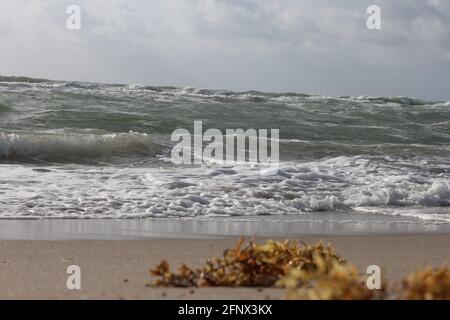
{"left": 1, "top": 76, "right": 449, "bottom": 222}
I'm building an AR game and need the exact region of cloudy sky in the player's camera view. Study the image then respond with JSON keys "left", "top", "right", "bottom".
{"left": 1, "top": 0, "right": 449, "bottom": 100}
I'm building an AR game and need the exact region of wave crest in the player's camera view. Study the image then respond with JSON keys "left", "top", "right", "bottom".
{"left": 0, "top": 131, "right": 163, "bottom": 164}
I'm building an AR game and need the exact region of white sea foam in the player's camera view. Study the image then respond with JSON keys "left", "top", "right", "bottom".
{"left": 0, "top": 156, "right": 449, "bottom": 220}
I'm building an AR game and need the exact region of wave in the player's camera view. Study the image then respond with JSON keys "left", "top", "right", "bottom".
{"left": 0, "top": 131, "right": 165, "bottom": 164}
{"left": 354, "top": 96, "right": 431, "bottom": 106}
{"left": 0, "top": 102, "right": 11, "bottom": 112}
{"left": 0, "top": 75, "right": 52, "bottom": 83}
{"left": 1, "top": 156, "right": 449, "bottom": 220}
{"left": 4, "top": 75, "right": 448, "bottom": 106}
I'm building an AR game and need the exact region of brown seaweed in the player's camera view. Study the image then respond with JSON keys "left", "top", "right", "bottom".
{"left": 400, "top": 265, "right": 450, "bottom": 300}
{"left": 149, "top": 239, "right": 448, "bottom": 301}
{"left": 150, "top": 239, "right": 345, "bottom": 287}
{"left": 283, "top": 257, "right": 386, "bottom": 300}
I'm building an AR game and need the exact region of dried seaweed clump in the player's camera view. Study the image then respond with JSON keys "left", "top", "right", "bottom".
{"left": 150, "top": 261, "right": 198, "bottom": 287}
{"left": 284, "top": 257, "right": 385, "bottom": 300}
{"left": 400, "top": 265, "right": 450, "bottom": 300}
{"left": 150, "top": 239, "right": 345, "bottom": 287}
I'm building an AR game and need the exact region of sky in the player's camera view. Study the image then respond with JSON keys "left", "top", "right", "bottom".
{"left": 1, "top": 0, "right": 449, "bottom": 100}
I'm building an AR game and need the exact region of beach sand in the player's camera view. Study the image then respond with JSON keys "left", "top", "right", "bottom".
{"left": 1, "top": 234, "right": 449, "bottom": 299}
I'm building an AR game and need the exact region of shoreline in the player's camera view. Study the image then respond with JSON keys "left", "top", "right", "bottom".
{"left": 0, "top": 234, "right": 449, "bottom": 299}
{"left": 0, "top": 215, "right": 449, "bottom": 240}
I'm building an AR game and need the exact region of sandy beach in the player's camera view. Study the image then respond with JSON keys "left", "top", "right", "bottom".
{"left": 1, "top": 234, "right": 449, "bottom": 299}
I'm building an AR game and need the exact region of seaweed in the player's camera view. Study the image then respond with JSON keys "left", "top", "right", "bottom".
{"left": 283, "top": 257, "right": 386, "bottom": 300}
{"left": 400, "top": 265, "right": 450, "bottom": 300}
{"left": 149, "top": 238, "right": 448, "bottom": 301}
{"left": 150, "top": 239, "right": 345, "bottom": 287}
{"left": 150, "top": 261, "right": 198, "bottom": 287}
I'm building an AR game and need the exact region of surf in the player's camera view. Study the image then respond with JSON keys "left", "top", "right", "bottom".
{"left": 0, "top": 131, "right": 165, "bottom": 164}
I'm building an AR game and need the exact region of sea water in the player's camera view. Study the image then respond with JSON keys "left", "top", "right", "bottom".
{"left": 0, "top": 76, "right": 449, "bottom": 222}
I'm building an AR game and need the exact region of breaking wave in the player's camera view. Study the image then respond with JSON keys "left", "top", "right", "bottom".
{"left": 0, "top": 131, "right": 165, "bottom": 164}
